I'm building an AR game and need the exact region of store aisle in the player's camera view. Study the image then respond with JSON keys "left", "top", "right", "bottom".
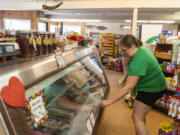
{"left": 96, "top": 69, "right": 171, "bottom": 135}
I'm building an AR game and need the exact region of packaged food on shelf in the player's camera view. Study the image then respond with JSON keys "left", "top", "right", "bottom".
{"left": 43, "top": 34, "right": 49, "bottom": 54}
{"left": 36, "top": 33, "right": 42, "bottom": 56}
{"left": 67, "top": 69, "right": 88, "bottom": 89}
{"left": 166, "top": 96, "right": 180, "bottom": 119}
{"left": 160, "top": 62, "right": 177, "bottom": 74}
{"left": 158, "top": 120, "right": 180, "bottom": 135}
{"left": 29, "top": 33, "right": 36, "bottom": 57}
{"left": 166, "top": 77, "right": 177, "bottom": 91}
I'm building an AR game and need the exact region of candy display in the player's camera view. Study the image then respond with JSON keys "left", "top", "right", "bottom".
{"left": 156, "top": 94, "right": 172, "bottom": 110}
{"left": 166, "top": 76, "right": 178, "bottom": 91}
{"left": 16, "top": 31, "right": 58, "bottom": 57}
{"left": 158, "top": 30, "right": 173, "bottom": 44}
{"left": 158, "top": 121, "right": 180, "bottom": 135}
{"left": 171, "top": 40, "right": 180, "bottom": 65}
{"left": 160, "top": 62, "right": 176, "bottom": 74}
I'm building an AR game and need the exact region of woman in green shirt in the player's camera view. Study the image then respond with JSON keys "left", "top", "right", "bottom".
{"left": 100, "top": 34, "right": 166, "bottom": 135}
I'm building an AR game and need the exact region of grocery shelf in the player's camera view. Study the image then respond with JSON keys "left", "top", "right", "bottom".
{"left": 101, "top": 34, "right": 114, "bottom": 37}
{"left": 163, "top": 71, "right": 175, "bottom": 77}
{"left": 156, "top": 56, "right": 172, "bottom": 61}
{"left": 157, "top": 43, "right": 173, "bottom": 46}
{"left": 166, "top": 89, "right": 176, "bottom": 93}
{"left": 102, "top": 45, "right": 114, "bottom": 47}
{"left": 152, "top": 104, "right": 168, "bottom": 115}
{"left": 102, "top": 41, "right": 114, "bottom": 44}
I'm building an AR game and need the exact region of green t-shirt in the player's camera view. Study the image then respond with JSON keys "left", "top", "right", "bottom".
{"left": 127, "top": 47, "right": 166, "bottom": 93}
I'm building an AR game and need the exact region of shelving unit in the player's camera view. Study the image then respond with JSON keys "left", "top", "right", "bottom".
{"left": 154, "top": 43, "right": 172, "bottom": 62}
{"left": 152, "top": 104, "right": 168, "bottom": 115}
{"left": 153, "top": 42, "right": 175, "bottom": 114}
{"left": 92, "top": 32, "right": 100, "bottom": 47}
{"left": 114, "top": 34, "right": 122, "bottom": 58}
{"left": 100, "top": 34, "right": 115, "bottom": 58}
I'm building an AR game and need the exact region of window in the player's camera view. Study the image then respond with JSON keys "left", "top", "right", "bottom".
{"left": 38, "top": 22, "right": 47, "bottom": 32}
{"left": 4, "top": 18, "right": 31, "bottom": 31}
{"left": 63, "top": 25, "right": 81, "bottom": 36}
{"left": 50, "top": 24, "right": 57, "bottom": 33}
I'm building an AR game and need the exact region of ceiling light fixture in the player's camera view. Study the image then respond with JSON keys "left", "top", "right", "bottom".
{"left": 124, "top": 20, "right": 175, "bottom": 24}
{"left": 122, "top": 26, "right": 131, "bottom": 29}
{"left": 50, "top": 18, "right": 101, "bottom": 23}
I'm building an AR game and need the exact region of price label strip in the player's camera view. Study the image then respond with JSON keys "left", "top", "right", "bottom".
{"left": 26, "top": 92, "right": 48, "bottom": 128}
{"left": 89, "top": 112, "right": 95, "bottom": 127}
{"left": 86, "top": 118, "right": 93, "bottom": 135}
{"left": 56, "top": 52, "right": 66, "bottom": 69}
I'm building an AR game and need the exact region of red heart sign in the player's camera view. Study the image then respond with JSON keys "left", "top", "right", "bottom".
{"left": 1, "top": 77, "right": 26, "bottom": 107}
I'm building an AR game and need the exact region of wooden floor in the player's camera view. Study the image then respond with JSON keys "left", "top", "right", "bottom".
{"left": 96, "top": 69, "right": 172, "bottom": 135}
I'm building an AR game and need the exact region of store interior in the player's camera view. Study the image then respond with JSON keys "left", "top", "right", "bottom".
{"left": 0, "top": 0, "right": 180, "bottom": 135}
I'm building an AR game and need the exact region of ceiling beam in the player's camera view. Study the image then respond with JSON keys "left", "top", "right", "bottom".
{"left": 1, "top": 0, "right": 180, "bottom": 10}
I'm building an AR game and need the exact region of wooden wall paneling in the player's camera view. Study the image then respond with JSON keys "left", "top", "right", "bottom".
{"left": 1, "top": 10, "right": 38, "bottom": 30}
{"left": 31, "top": 11, "right": 38, "bottom": 30}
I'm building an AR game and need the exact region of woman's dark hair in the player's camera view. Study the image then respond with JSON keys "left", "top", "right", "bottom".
{"left": 120, "top": 34, "right": 143, "bottom": 48}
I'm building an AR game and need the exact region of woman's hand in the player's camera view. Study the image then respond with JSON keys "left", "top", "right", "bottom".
{"left": 99, "top": 99, "right": 113, "bottom": 107}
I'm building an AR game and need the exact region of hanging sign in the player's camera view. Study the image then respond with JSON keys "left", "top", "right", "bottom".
{"left": 26, "top": 92, "right": 48, "bottom": 128}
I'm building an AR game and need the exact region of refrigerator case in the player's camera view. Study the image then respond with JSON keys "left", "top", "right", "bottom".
{"left": 0, "top": 46, "right": 110, "bottom": 135}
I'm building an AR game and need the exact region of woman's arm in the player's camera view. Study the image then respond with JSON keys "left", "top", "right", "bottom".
{"left": 100, "top": 76, "right": 139, "bottom": 107}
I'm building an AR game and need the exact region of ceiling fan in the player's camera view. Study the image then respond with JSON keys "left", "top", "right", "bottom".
{"left": 42, "top": 0, "right": 63, "bottom": 10}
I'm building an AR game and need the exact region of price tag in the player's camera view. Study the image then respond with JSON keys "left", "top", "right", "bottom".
{"left": 86, "top": 118, "right": 93, "bottom": 135}
{"left": 90, "top": 112, "right": 95, "bottom": 126}
{"left": 26, "top": 92, "right": 48, "bottom": 127}
{"left": 56, "top": 52, "right": 65, "bottom": 68}
{"left": 100, "top": 88, "right": 104, "bottom": 98}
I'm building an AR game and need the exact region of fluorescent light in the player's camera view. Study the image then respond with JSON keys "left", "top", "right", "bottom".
{"left": 123, "top": 26, "right": 131, "bottom": 29}
{"left": 137, "top": 20, "right": 149, "bottom": 23}
{"left": 124, "top": 20, "right": 175, "bottom": 24}
{"left": 163, "top": 2, "right": 168, "bottom": 6}
{"left": 124, "top": 20, "right": 148, "bottom": 23}
{"left": 50, "top": 18, "right": 101, "bottom": 23}
{"left": 149, "top": 20, "right": 175, "bottom": 23}
{"left": 124, "top": 20, "right": 131, "bottom": 23}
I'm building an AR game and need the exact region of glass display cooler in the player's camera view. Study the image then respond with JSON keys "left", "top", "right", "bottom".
{"left": 0, "top": 46, "right": 110, "bottom": 135}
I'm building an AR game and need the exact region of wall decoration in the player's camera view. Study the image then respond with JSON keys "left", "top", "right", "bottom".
{"left": 96, "top": 26, "right": 107, "bottom": 30}
{"left": 86, "top": 25, "right": 96, "bottom": 29}
{"left": 1, "top": 76, "right": 26, "bottom": 108}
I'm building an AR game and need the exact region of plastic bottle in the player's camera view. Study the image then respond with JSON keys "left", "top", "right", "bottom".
{"left": 168, "top": 98, "right": 174, "bottom": 117}
{"left": 172, "top": 100, "right": 178, "bottom": 118}
{"left": 177, "top": 101, "right": 180, "bottom": 119}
